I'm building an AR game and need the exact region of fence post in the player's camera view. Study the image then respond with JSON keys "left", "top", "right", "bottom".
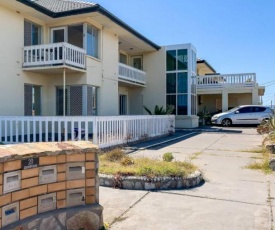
{"left": 93, "top": 117, "right": 98, "bottom": 145}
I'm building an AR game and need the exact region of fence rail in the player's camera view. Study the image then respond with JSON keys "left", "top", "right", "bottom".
{"left": 0, "top": 115, "right": 175, "bottom": 148}
{"left": 23, "top": 42, "right": 86, "bottom": 69}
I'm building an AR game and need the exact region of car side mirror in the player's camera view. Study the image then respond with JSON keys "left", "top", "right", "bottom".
{"left": 235, "top": 111, "right": 239, "bottom": 114}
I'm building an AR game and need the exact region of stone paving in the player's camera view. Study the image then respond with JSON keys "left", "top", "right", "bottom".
{"left": 100, "top": 128, "right": 274, "bottom": 230}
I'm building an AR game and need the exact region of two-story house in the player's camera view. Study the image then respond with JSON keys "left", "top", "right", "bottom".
{"left": 0, "top": 0, "right": 198, "bottom": 128}
{"left": 197, "top": 59, "right": 265, "bottom": 114}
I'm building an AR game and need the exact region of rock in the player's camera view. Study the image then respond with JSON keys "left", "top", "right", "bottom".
{"left": 134, "top": 182, "right": 143, "bottom": 190}
{"left": 269, "top": 159, "right": 275, "bottom": 171}
{"left": 58, "top": 212, "right": 66, "bottom": 227}
{"left": 66, "top": 211, "right": 100, "bottom": 230}
{"left": 144, "top": 182, "right": 156, "bottom": 190}
{"left": 122, "top": 181, "right": 134, "bottom": 189}
{"left": 40, "top": 216, "right": 61, "bottom": 230}
{"left": 28, "top": 218, "right": 40, "bottom": 229}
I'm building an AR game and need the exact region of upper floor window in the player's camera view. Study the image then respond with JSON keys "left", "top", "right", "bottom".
{"left": 24, "top": 20, "right": 42, "bottom": 46}
{"left": 87, "top": 24, "right": 99, "bottom": 58}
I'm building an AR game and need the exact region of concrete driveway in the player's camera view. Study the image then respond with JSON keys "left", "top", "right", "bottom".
{"left": 100, "top": 128, "right": 274, "bottom": 230}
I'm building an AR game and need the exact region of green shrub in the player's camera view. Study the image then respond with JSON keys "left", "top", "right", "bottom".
{"left": 105, "top": 149, "right": 125, "bottom": 162}
{"left": 162, "top": 152, "right": 174, "bottom": 162}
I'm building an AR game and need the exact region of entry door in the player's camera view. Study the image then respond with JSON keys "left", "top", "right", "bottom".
{"left": 51, "top": 27, "right": 66, "bottom": 43}
{"left": 119, "top": 95, "right": 127, "bottom": 115}
{"left": 131, "top": 56, "right": 142, "bottom": 70}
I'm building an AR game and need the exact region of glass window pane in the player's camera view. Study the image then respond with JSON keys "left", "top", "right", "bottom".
{"left": 178, "top": 49, "right": 188, "bottom": 70}
{"left": 166, "top": 50, "right": 176, "bottom": 71}
{"left": 32, "top": 24, "right": 41, "bottom": 45}
{"left": 178, "top": 72, "right": 188, "bottom": 93}
{"left": 87, "top": 25, "right": 99, "bottom": 58}
{"left": 119, "top": 53, "right": 127, "bottom": 64}
{"left": 167, "top": 95, "right": 176, "bottom": 115}
{"left": 166, "top": 73, "right": 176, "bottom": 94}
{"left": 178, "top": 95, "right": 187, "bottom": 115}
{"left": 68, "top": 24, "right": 83, "bottom": 48}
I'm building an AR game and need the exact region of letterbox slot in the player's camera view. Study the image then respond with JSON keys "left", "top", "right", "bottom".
{"left": 7, "top": 175, "right": 19, "bottom": 183}
{"left": 69, "top": 166, "right": 82, "bottom": 172}
{"left": 42, "top": 169, "right": 54, "bottom": 175}
{"left": 69, "top": 192, "right": 82, "bottom": 199}
{"left": 5, "top": 207, "right": 16, "bottom": 216}
{"left": 41, "top": 197, "right": 53, "bottom": 205}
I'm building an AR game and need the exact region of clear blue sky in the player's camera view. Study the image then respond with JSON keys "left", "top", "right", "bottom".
{"left": 93, "top": 0, "right": 275, "bottom": 106}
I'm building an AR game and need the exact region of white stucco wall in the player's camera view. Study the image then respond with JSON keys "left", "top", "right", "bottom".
{"left": 0, "top": 4, "right": 121, "bottom": 116}
{"left": 142, "top": 48, "right": 166, "bottom": 114}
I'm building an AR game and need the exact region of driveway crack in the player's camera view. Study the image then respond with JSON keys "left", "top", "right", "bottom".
{"left": 109, "top": 191, "right": 150, "bottom": 227}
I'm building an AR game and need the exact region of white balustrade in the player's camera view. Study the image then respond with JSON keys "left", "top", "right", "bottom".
{"left": 0, "top": 115, "right": 175, "bottom": 148}
{"left": 119, "top": 63, "right": 147, "bottom": 85}
{"left": 23, "top": 42, "right": 86, "bottom": 69}
{"left": 197, "top": 73, "right": 256, "bottom": 89}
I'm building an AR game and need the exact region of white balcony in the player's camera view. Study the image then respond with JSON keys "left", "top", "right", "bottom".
{"left": 118, "top": 63, "right": 147, "bottom": 86}
{"left": 197, "top": 73, "right": 256, "bottom": 90}
{"left": 23, "top": 42, "right": 86, "bottom": 72}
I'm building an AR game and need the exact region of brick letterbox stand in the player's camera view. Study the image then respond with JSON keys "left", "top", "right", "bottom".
{"left": 0, "top": 141, "right": 103, "bottom": 230}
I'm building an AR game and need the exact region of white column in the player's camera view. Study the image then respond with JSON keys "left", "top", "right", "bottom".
{"left": 222, "top": 89, "right": 228, "bottom": 112}
{"left": 63, "top": 68, "right": 66, "bottom": 116}
{"left": 252, "top": 88, "right": 259, "bottom": 105}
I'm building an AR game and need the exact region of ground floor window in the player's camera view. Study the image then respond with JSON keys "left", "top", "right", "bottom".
{"left": 119, "top": 95, "right": 127, "bottom": 115}
{"left": 24, "top": 84, "right": 41, "bottom": 116}
{"left": 56, "top": 85, "right": 97, "bottom": 116}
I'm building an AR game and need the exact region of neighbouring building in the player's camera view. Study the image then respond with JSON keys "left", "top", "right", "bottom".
{"left": 197, "top": 59, "right": 265, "bottom": 114}
{"left": 0, "top": 0, "right": 199, "bottom": 128}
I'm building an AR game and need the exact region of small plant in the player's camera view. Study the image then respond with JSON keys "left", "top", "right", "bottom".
{"left": 121, "top": 156, "right": 135, "bottom": 166}
{"left": 143, "top": 104, "right": 175, "bottom": 115}
{"left": 105, "top": 149, "right": 125, "bottom": 162}
{"left": 197, "top": 107, "right": 211, "bottom": 126}
{"left": 162, "top": 152, "right": 174, "bottom": 162}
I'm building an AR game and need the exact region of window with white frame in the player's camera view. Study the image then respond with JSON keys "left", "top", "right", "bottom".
{"left": 86, "top": 24, "right": 99, "bottom": 58}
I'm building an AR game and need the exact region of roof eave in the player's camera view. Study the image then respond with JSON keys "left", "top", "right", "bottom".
{"left": 16, "top": 0, "right": 161, "bottom": 51}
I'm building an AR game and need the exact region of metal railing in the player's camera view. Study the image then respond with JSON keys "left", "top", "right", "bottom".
{"left": 118, "top": 63, "right": 147, "bottom": 85}
{"left": 197, "top": 73, "right": 256, "bottom": 89}
{"left": 0, "top": 115, "right": 175, "bottom": 148}
{"left": 23, "top": 42, "right": 86, "bottom": 69}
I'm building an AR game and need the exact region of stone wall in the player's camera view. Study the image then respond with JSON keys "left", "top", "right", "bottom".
{"left": 0, "top": 141, "right": 103, "bottom": 230}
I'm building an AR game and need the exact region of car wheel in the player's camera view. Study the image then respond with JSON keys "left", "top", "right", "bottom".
{"left": 221, "top": 118, "right": 232, "bottom": 127}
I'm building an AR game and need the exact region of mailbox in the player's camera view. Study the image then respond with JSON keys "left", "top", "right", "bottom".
{"left": 38, "top": 193, "right": 56, "bottom": 213}
{"left": 39, "top": 165, "right": 57, "bottom": 184}
{"left": 66, "top": 188, "right": 85, "bottom": 207}
{"left": 2, "top": 202, "right": 19, "bottom": 227}
{"left": 3, "top": 171, "right": 21, "bottom": 194}
{"left": 66, "top": 163, "right": 85, "bottom": 181}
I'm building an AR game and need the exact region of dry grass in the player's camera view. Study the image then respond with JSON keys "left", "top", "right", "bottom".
{"left": 99, "top": 149, "right": 197, "bottom": 177}
{"left": 190, "top": 152, "right": 202, "bottom": 160}
{"left": 245, "top": 148, "right": 272, "bottom": 174}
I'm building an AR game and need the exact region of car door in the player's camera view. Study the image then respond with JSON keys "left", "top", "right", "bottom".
{"left": 252, "top": 106, "right": 266, "bottom": 124}
{"left": 234, "top": 106, "right": 254, "bottom": 124}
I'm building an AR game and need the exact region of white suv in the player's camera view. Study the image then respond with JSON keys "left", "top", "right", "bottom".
{"left": 211, "top": 105, "right": 274, "bottom": 126}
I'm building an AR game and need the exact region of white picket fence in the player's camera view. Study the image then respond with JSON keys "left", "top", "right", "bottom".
{"left": 0, "top": 115, "right": 175, "bottom": 148}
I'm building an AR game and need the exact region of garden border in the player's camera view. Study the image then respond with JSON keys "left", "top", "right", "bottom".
{"left": 99, "top": 171, "right": 203, "bottom": 190}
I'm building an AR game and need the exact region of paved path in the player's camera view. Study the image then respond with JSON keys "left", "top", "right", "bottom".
{"left": 100, "top": 128, "right": 274, "bottom": 230}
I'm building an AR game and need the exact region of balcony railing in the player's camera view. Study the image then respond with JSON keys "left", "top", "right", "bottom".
{"left": 119, "top": 63, "right": 147, "bottom": 85}
{"left": 197, "top": 73, "right": 256, "bottom": 89}
{"left": 23, "top": 42, "right": 86, "bottom": 69}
